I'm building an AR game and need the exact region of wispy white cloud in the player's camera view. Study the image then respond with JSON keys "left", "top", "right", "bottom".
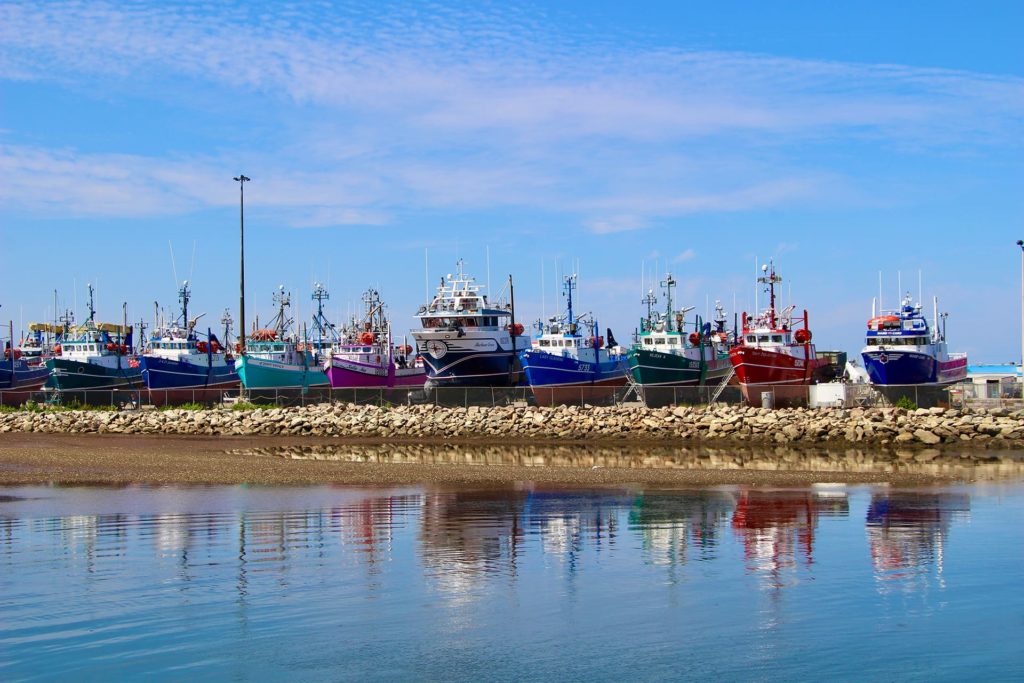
{"left": 1, "top": 1, "right": 1022, "bottom": 231}
{"left": 673, "top": 249, "right": 696, "bottom": 263}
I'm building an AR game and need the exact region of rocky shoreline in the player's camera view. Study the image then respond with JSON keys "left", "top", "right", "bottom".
{"left": 2, "top": 403, "right": 1023, "bottom": 448}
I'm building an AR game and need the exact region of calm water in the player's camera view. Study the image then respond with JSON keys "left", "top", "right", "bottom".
{"left": 1, "top": 482, "right": 1021, "bottom": 681}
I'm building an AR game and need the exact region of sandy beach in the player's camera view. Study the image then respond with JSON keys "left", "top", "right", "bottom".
{"left": 1, "top": 432, "right": 1021, "bottom": 487}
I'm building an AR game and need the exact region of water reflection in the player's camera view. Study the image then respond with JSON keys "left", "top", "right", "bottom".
{"left": 0, "top": 482, "right": 1012, "bottom": 680}
{"left": 231, "top": 442, "right": 1024, "bottom": 479}
{"left": 629, "top": 489, "right": 735, "bottom": 566}
{"left": 866, "top": 491, "right": 971, "bottom": 591}
{"left": 732, "top": 488, "right": 850, "bottom": 587}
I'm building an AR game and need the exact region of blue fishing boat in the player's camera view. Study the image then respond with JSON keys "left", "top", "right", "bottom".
{"left": 411, "top": 260, "right": 528, "bottom": 388}
{"left": 861, "top": 293, "right": 967, "bottom": 386}
{"left": 520, "top": 274, "right": 628, "bottom": 405}
{"left": 138, "top": 281, "right": 238, "bottom": 405}
{"left": 235, "top": 285, "right": 329, "bottom": 392}
{"left": 2, "top": 321, "right": 49, "bottom": 405}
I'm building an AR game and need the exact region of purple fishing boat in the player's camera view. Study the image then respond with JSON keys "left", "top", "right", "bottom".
{"left": 324, "top": 289, "right": 425, "bottom": 388}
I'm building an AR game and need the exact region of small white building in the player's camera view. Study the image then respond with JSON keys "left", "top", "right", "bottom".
{"left": 966, "top": 364, "right": 1021, "bottom": 399}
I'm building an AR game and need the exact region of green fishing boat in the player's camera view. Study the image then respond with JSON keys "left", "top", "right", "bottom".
{"left": 626, "top": 273, "right": 733, "bottom": 395}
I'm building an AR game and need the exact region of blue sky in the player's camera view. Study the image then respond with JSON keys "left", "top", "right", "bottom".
{"left": 1, "top": 1, "right": 1022, "bottom": 360}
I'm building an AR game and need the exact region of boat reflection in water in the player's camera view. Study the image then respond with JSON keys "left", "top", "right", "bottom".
{"left": 0, "top": 481, "right": 1013, "bottom": 681}
{"left": 628, "top": 490, "right": 737, "bottom": 567}
{"left": 731, "top": 488, "right": 850, "bottom": 586}
{"left": 866, "top": 491, "right": 971, "bottom": 590}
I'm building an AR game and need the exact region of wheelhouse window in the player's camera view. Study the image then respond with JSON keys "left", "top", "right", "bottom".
{"left": 654, "top": 338, "right": 666, "bottom": 345}
{"left": 643, "top": 338, "right": 654, "bottom": 345}
{"left": 539, "top": 339, "right": 550, "bottom": 347}
{"left": 771, "top": 335, "right": 783, "bottom": 343}
{"left": 746, "top": 335, "right": 756, "bottom": 343}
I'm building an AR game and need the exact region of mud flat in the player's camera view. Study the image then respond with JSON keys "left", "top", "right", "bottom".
{"left": 0, "top": 433, "right": 1021, "bottom": 487}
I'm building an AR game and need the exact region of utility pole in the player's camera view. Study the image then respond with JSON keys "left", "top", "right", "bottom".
{"left": 1017, "top": 240, "right": 1023, "bottom": 380}
{"left": 234, "top": 174, "right": 250, "bottom": 355}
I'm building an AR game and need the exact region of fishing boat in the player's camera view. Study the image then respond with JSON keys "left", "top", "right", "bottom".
{"left": 729, "top": 261, "right": 825, "bottom": 407}
{"left": 325, "top": 288, "right": 426, "bottom": 388}
{"left": 138, "top": 280, "right": 238, "bottom": 404}
{"left": 626, "top": 273, "right": 733, "bottom": 397}
{"left": 236, "top": 286, "right": 329, "bottom": 392}
{"left": 19, "top": 323, "right": 63, "bottom": 366}
{"left": 411, "top": 260, "right": 528, "bottom": 388}
{"left": 2, "top": 322, "right": 50, "bottom": 405}
{"left": 861, "top": 293, "right": 967, "bottom": 385}
{"left": 44, "top": 285, "right": 142, "bottom": 391}
{"left": 520, "top": 273, "right": 627, "bottom": 405}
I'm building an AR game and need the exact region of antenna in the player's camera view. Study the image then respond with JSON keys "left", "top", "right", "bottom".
{"left": 918, "top": 269, "right": 923, "bottom": 305}
{"left": 541, "top": 258, "right": 546, "bottom": 321}
{"left": 424, "top": 247, "right": 429, "bottom": 302}
{"left": 878, "top": 271, "right": 883, "bottom": 312}
{"left": 169, "top": 241, "right": 179, "bottom": 293}
{"left": 189, "top": 239, "right": 197, "bottom": 284}
{"left": 486, "top": 245, "right": 491, "bottom": 296}
{"left": 898, "top": 270, "right": 902, "bottom": 305}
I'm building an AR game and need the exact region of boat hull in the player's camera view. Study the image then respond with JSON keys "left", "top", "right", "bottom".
{"left": 420, "top": 349, "right": 523, "bottom": 388}
{"left": 729, "top": 346, "right": 820, "bottom": 407}
{"left": 139, "top": 355, "right": 239, "bottom": 405}
{"left": 0, "top": 360, "right": 49, "bottom": 405}
{"left": 45, "top": 357, "right": 143, "bottom": 390}
{"left": 626, "top": 348, "right": 733, "bottom": 387}
{"left": 325, "top": 357, "right": 425, "bottom": 389}
{"left": 521, "top": 351, "right": 627, "bottom": 406}
{"left": 862, "top": 351, "right": 968, "bottom": 386}
{"left": 236, "top": 355, "right": 329, "bottom": 391}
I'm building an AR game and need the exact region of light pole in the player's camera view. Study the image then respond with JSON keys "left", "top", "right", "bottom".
{"left": 234, "top": 175, "right": 250, "bottom": 355}
{"left": 1017, "top": 240, "right": 1023, "bottom": 380}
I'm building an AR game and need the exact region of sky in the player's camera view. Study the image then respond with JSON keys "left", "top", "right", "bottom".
{"left": 1, "top": 1, "right": 1022, "bottom": 361}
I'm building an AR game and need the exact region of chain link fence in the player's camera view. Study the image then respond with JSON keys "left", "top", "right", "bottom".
{"left": 2, "top": 381, "right": 1008, "bottom": 410}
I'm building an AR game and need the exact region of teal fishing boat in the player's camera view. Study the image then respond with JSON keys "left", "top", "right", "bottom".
{"left": 236, "top": 286, "right": 329, "bottom": 392}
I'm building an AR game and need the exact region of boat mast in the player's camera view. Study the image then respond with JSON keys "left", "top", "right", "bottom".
{"left": 563, "top": 273, "right": 577, "bottom": 332}
{"left": 86, "top": 284, "right": 96, "bottom": 325}
{"left": 272, "top": 286, "right": 291, "bottom": 339}
{"left": 178, "top": 280, "right": 191, "bottom": 330}
{"left": 311, "top": 282, "right": 329, "bottom": 356}
{"left": 220, "top": 308, "right": 233, "bottom": 348}
{"left": 641, "top": 289, "right": 657, "bottom": 332}
{"left": 661, "top": 273, "right": 676, "bottom": 332}
{"left": 757, "top": 261, "right": 782, "bottom": 329}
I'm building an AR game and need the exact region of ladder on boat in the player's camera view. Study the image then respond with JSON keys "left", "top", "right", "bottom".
{"left": 709, "top": 367, "right": 735, "bottom": 404}
{"left": 620, "top": 369, "right": 644, "bottom": 404}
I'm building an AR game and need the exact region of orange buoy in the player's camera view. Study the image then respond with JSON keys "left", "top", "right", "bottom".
{"left": 795, "top": 329, "right": 812, "bottom": 344}
{"left": 688, "top": 332, "right": 700, "bottom": 345}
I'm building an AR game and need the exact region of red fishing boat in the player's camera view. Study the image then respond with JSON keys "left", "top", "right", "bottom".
{"left": 729, "top": 261, "right": 826, "bottom": 407}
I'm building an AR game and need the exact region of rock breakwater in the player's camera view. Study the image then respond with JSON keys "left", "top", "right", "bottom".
{"left": 2, "top": 403, "right": 1023, "bottom": 448}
